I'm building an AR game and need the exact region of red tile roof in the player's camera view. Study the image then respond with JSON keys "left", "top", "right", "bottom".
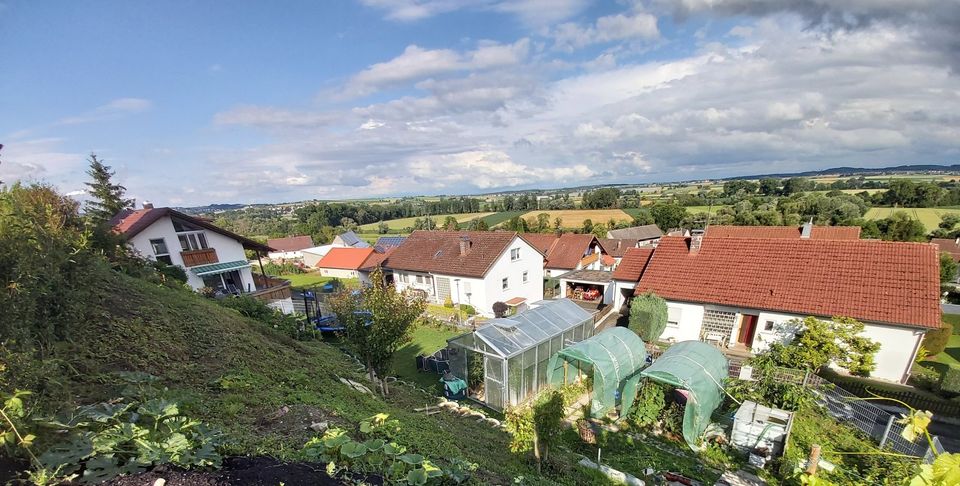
{"left": 598, "top": 238, "right": 639, "bottom": 257}
{"left": 267, "top": 235, "right": 314, "bottom": 252}
{"left": 383, "top": 231, "right": 527, "bottom": 278}
{"left": 522, "top": 233, "right": 559, "bottom": 254}
{"left": 317, "top": 247, "right": 376, "bottom": 270}
{"left": 705, "top": 225, "right": 861, "bottom": 239}
{"left": 545, "top": 233, "right": 598, "bottom": 270}
{"left": 931, "top": 238, "right": 960, "bottom": 262}
{"left": 612, "top": 247, "right": 654, "bottom": 282}
{"left": 634, "top": 236, "right": 940, "bottom": 329}
{"left": 111, "top": 207, "right": 272, "bottom": 252}
{"left": 358, "top": 248, "right": 395, "bottom": 271}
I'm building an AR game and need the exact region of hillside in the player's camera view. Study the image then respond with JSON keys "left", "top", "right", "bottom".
{"left": 29, "top": 270, "right": 593, "bottom": 484}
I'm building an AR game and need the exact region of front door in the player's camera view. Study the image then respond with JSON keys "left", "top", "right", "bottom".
{"left": 738, "top": 314, "right": 759, "bottom": 347}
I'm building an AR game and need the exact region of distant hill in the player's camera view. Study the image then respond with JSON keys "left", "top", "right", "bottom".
{"left": 727, "top": 164, "right": 960, "bottom": 180}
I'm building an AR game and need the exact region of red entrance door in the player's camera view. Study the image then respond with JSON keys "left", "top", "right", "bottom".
{"left": 738, "top": 315, "right": 758, "bottom": 348}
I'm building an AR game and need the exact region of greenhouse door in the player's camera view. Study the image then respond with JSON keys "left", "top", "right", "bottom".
{"left": 484, "top": 356, "right": 506, "bottom": 410}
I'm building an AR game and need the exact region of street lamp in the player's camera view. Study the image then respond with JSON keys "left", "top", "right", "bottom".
{"left": 453, "top": 279, "right": 461, "bottom": 327}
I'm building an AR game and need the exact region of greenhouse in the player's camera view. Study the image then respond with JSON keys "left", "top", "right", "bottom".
{"left": 640, "top": 340, "right": 728, "bottom": 450}
{"left": 546, "top": 327, "right": 648, "bottom": 418}
{"left": 446, "top": 299, "right": 596, "bottom": 410}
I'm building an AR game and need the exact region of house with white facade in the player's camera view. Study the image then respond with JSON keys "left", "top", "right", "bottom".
{"left": 266, "top": 235, "right": 314, "bottom": 260}
{"left": 523, "top": 233, "right": 612, "bottom": 278}
{"left": 382, "top": 231, "right": 545, "bottom": 316}
{"left": 624, "top": 233, "right": 941, "bottom": 383}
{"left": 111, "top": 204, "right": 294, "bottom": 313}
{"left": 316, "top": 247, "right": 374, "bottom": 279}
{"left": 331, "top": 230, "right": 370, "bottom": 248}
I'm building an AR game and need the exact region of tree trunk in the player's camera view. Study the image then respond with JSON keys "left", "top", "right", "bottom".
{"left": 533, "top": 431, "right": 541, "bottom": 473}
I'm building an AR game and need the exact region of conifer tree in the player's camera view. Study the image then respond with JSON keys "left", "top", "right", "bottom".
{"left": 84, "top": 154, "right": 134, "bottom": 223}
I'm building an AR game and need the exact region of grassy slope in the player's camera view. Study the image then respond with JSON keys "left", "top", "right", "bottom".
{"left": 59, "top": 272, "right": 597, "bottom": 484}
{"left": 391, "top": 325, "right": 463, "bottom": 391}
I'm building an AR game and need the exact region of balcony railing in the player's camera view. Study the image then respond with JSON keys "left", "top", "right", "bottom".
{"left": 181, "top": 248, "right": 219, "bottom": 267}
{"left": 249, "top": 274, "right": 292, "bottom": 303}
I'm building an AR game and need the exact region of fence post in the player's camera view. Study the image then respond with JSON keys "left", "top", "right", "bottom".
{"left": 806, "top": 444, "right": 821, "bottom": 475}
{"left": 802, "top": 370, "right": 810, "bottom": 387}
{"left": 879, "top": 414, "right": 895, "bottom": 449}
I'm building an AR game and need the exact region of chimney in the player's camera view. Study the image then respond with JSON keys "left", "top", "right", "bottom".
{"left": 142, "top": 201, "right": 154, "bottom": 210}
{"left": 690, "top": 229, "right": 704, "bottom": 253}
{"left": 459, "top": 235, "right": 471, "bottom": 256}
{"left": 800, "top": 218, "right": 813, "bottom": 239}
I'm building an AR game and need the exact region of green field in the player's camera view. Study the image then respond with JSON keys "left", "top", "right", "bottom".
{"left": 358, "top": 212, "right": 493, "bottom": 231}
{"left": 281, "top": 273, "right": 359, "bottom": 289}
{"left": 481, "top": 210, "right": 527, "bottom": 227}
{"left": 865, "top": 207, "right": 960, "bottom": 232}
{"left": 684, "top": 205, "right": 729, "bottom": 214}
{"left": 518, "top": 209, "right": 633, "bottom": 228}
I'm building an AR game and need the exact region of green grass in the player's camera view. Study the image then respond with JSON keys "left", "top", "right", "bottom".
{"left": 865, "top": 207, "right": 960, "bottom": 232}
{"left": 23, "top": 270, "right": 610, "bottom": 485}
{"left": 925, "top": 334, "right": 960, "bottom": 369}
{"left": 358, "top": 212, "right": 493, "bottom": 232}
{"left": 481, "top": 210, "right": 528, "bottom": 228}
{"left": 391, "top": 324, "right": 463, "bottom": 391}
{"left": 942, "top": 313, "right": 960, "bottom": 334}
{"left": 425, "top": 303, "right": 468, "bottom": 321}
{"left": 684, "top": 205, "right": 729, "bottom": 214}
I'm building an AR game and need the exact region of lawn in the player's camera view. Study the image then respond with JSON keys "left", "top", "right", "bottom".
{"left": 391, "top": 323, "right": 464, "bottom": 391}
{"left": 926, "top": 334, "right": 960, "bottom": 369}
{"left": 358, "top": 212, "right": 493, "bottom": 232}
{"left": 518, "top": 209, "right": 633, "bottom": 229}
{"left": 280, "top": 273, "right": 358, "bottom": 289}
{"left": 865, "top": 207, "right": 960, "bottom": 232}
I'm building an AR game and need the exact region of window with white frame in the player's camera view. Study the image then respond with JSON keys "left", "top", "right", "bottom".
{"left": 177, "top": 231, "right": 208, "bottom": 252}
{"left": 502, "top": 277, "right": 509, "bottom": 290}
{"left": 764, "top": 320, "right": 775, "bottom": 331}
{"left": 667, "top": 306, "right": 682, "bottom": 328}
{"left": 510, "top": 248, "right": 520, "bottom": 261}
{"left": 416, "top": 275, "right": 424, "bottom": 284}
{"left": 522, "top": 271, "right": 528, "bottom": 283}
{"left": 149, "top": 238, "right": 172, "bottom": 265}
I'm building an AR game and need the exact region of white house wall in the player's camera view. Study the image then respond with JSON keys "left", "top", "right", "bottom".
{"left": 611, "top": 280, "right": 635, "bottom": 311}
{"left": 662, "top": 299, "right": 923, "bottom": 383}
{"left": 126, "top": 215, "right": 254, "bottom": 291}
{"left": 479, "top": 236, "right": 545, "bottom": 316}
{"left": 319, "top": 267, "right": 359, "bottom": 279}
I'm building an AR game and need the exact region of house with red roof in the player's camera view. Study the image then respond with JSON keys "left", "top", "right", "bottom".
{"left": 110, "top": 203, "right": 295, "bottom": 313}
{"left": 316, "top": 247, "right": 375, "bottom": 279}
{"left": 617, "top": 232, "right": 941, "bottom": 383}
{"left": 266, "top": 235, "right": 315, "bottom": 260}
{"left": 381, "top": 231, "right": 545, "bottom": 316}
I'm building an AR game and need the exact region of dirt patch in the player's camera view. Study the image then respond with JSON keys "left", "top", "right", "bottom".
{"left": 104, "top": 457, "right": 344, "bottom": 486}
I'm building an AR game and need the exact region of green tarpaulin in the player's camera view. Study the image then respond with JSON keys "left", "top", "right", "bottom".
{"left": 190, "top": 260, "right": 251, "bottom": 276}
{"left": 640, "top": 340, "right": 728, "bottom": 450}
{"left": 546, "top": 327, "right": 647, "bottom": 417}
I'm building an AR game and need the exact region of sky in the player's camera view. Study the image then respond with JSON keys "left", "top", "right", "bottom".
{"left": 1, "top": 0, "right": 959, "bottom": 206}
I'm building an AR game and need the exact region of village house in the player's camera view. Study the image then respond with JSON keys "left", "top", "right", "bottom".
{"left": 598, "top": 238, "right": 639, "bottom": 264}
{"left": 316, "top": 247, "right": 375, "bottom": 279}
{"left": 606, "top": 224, "right": 663, "bottom": 245}
{"left": 110, "top": 204, "right": 294, "bottom": 313}
{"left": 620, "top": 232, "right": 941, "bottom": 383}
{"left": 382, "top": 231, "right": 545, "bottom": 316}
{"left": 266, "top": 235, "right": 315, "bottom": 260}
{"left": 523, "top": 233, "right": 611, "bottom": 278}
{"left": 331, "top": 230, "right": 370, "bottom": 248}
{"left": 704, "top": 223, "right": 861, "bottom": 239}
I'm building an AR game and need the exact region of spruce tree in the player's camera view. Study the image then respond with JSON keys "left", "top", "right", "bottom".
{"left": 84, "top": 154, "right": 134, "bottom": 223}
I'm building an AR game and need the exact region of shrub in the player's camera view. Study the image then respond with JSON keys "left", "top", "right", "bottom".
{"left": 922, "top": 321, "right": 954, "bottom": 357}
{"left": 460, "top": 304, "right": 476, "bottom": 316}
{"left": 443, "top": 296, "right": 454, "bottom": 308}
{"left": 941, "top": 367, "right": 960, "bottom": 396}
{"left": 493, "top": 301, "right": 508, "bottom": 318}
{"left": 628, "top": 292, "right": 668, "bottom": 342}
{"left": 909, "top": 364, "right": 941, "bottom": 392}
{"left": 219, "top": 295, "right": 317, "bottom": 341}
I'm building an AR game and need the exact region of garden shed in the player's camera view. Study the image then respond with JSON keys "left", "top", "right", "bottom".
{"left": 640, "top": 340, "right": 728, "bottom": 450}
{"left": 446, "top": 299, "right": 595, "bottom": 410}
{"left": 546, "top": 327, "right": 648, "bottom": 417}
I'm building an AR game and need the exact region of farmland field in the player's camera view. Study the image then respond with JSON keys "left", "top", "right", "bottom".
{"left": 684, "top": 205, "right": 729, "bottom": 214}
{"left": 358, "top": 212, "right": 493, "bottom": 231}
{"left": 481, "top": 210, "right": 527, "bottom": 227}
{"left": 865, "top": 207, "right": 960, "bottom": 232}
{"left": 518, "top": 209, "right": 633, "bottom": 228}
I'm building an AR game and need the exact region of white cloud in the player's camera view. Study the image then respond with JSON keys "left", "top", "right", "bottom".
{"left": 213, "top": 106, "right": 336, "bottom": 129}
{"left": 57, "top": 98, "right": 152, "bottom": 125}
{"left": 358, "top": 0, "right": 589, "bottom": 26}
{"left": 553, "top": 10, "right": 660, "bottom": 51}
{"left": 341, "top": 39, "right": 529, "bottom": 97}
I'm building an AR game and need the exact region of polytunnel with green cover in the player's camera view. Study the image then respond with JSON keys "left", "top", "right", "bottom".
{"left": 546, "top": 327, "right": 648, "bottom": 417}
{"left": 640, "top": 340, "right": 728, "bottom": 450}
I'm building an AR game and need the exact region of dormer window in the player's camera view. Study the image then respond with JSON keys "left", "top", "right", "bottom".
{"left": 510, "top": 248, "right": 520, "bottom": 261}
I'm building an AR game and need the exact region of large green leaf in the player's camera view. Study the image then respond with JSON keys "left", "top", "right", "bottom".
{"left": 383, "top": 442, "right": 406, "bottom": 456}
{"left": 932, "top": 452, "right": 960, "bottom": 486}
{"left": 137, "top": 399, "right": 179, "bottom": 420}
{"left": 364, "top": 438, "right": 385, "bottom": 452}
{"left": 340, "top": 441, "right": 368, "bottom": 459}
{"left": 399, "top": 453, "right": 424, "bottom": 465}
{"left": 80, "top": 402, "right": 132, "bottom": 423}
{"left": 39, "top": 434, "right": 94, "bottom": 471}
{"left": 80, "top": 455, "right": 121, "bottom": 484}
{"left": 406, "top": 467, "right": 428, "bottom": 486}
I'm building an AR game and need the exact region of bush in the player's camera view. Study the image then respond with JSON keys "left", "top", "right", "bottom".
{"left": 628, "top": 292, "right": 668, "bottom": 342}
{"left": 493, "top": 301, "right": 508, "bottom": 318}
{"left": 922, "top": 321, "right": 954, "bottom": 356}
{"left": 460, "top": 304, "right": 476, "bottom": 316}
{"left": 941, "top": 367, "right": 960, "bottom": 396}
{"left": 628, "top": 380, "right": 666, "bottom": 427}
{"left": 444, "top": 296, "right": 454, "bottom": 308}
{"left": 219, "top": 295, "right": 317, "bottom": 341}
{"left": 909, "top": 364, "right": 941, "bottom": 392}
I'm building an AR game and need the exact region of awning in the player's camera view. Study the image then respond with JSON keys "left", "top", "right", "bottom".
{"left": 505, "top": 297, "right": 527, "bottom": 306}
{"left": 191, "top": 260, "right": 251, "bottom": 276}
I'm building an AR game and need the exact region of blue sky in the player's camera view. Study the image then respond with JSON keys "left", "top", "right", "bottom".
{"left": 2, "top": 0, "right": 959, "bottom": 206}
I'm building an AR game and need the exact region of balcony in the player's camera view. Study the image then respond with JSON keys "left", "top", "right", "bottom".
{"left": 181, "top": 248, "right": 219, "bottom": 267}
{"left": 250, "top": 274, "right": 293, "bottom": 303}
